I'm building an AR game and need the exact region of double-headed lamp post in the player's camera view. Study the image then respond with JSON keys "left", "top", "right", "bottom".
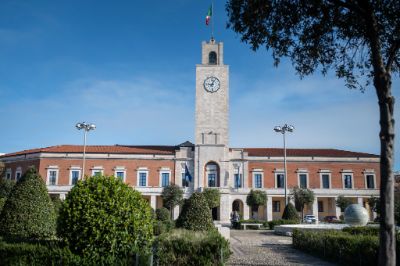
{"left": 76, "top": 122, "right": 96, "bottom": 179}
{"left": 274, "top": 124, "right": 295, "bottom": 206}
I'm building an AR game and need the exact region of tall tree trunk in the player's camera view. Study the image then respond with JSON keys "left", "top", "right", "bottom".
{"left": 376, "top": 72, "right": 396, "bottom": 266}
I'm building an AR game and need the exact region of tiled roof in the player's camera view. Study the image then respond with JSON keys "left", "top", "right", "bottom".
{"left": 241, "top": 148, "right": 379, "bottom": 158}
{"left": 1, "top": 145, "right": 176, "bottom": 157}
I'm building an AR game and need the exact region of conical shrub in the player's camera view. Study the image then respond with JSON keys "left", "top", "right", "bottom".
{"left": 0, "top": 167, "right": 56, "bottom": 240}
{"left": 282, "top": 202, "right": 300, "bottom": 221}
{"left": 176, "top": 192, "right": 214, "bottom": 231}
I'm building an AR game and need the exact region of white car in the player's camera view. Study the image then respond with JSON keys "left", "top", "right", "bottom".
{"left": 303, "top": 215, "right": 317, "bottom": 224}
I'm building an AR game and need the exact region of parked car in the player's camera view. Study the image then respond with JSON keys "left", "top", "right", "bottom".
{"left": 303, "top": 215, "right": 317, "bottom": 223}
{"left": 324, "top": 215, "right": 339, "bottom": 223}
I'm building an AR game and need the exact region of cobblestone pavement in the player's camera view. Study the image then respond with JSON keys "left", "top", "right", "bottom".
{"left": 227, "top": 230, "right": 336, "bottom": 266}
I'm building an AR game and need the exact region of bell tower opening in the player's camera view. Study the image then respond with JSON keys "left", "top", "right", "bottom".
{"left": 209, "top": 51, "right": 217, "bottom": 65}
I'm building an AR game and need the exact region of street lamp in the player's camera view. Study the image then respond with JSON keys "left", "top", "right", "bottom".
{"left": 274, "top": 124, "right": 294, "bottom": 206}
{"left": 76, "top": 122, "right": 96, "bottom": 179}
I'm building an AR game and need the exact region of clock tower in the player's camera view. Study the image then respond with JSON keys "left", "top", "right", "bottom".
{"left": 195, "top": 39, "right": 229, "bottom": 146}
{"left": 194, "top": 39, "right": 230, "bottom": 196}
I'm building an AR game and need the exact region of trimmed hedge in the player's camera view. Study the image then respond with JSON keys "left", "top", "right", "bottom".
{"left": 342, "top": 226, "right": 380, "bottom": 236}
{"left": 0, "top": 167, "right": 56, "bottom": 240}
{"left": 0, "top": 240, "right": 82, "bottom": 265}
{"left": 282, "top": 203, "right": 300, "bottom": 221}
{"left": 293, "top": 229, "right": 391, "bottom": 266}
{"left": 155, "top": 229, "right": 231, "bottom": 265}
{"left": 268, "top": 219, "right": 299, "bottom": 230}
{"left": 58, "top": 175, "right": 154, "bottom": 263}
{"left": 156, "top": 207, "right": 171, "bottom": 222}
{"left": 176, "top": 192, "right": 214, "bottom": 231}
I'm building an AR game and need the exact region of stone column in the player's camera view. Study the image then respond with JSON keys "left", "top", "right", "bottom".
{"left": 243, "top": 205, "right": 250, "bottom": 220}
{"left": 219, "top": 193, "right": 231, "bottom": 223}
{"left": 311, "top": 197, "right": 319, "bottom": 224}
{"left": 266, "top": 196, "right": 273, "bottom": 221}
{"left": 357, "top": 197, "right": 364, "bottom": 206}
{"left": 173, "top": 205, "right": 180, "bottom": 220}
{"left": 334, "top": 197, "right": 341, "bottom": 219}
{"left": 150, "top": 195, "right": 157, "bottom": 210}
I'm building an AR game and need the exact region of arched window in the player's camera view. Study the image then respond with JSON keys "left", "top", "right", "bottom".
{"left": 205, "top": 162, "right": 219, "bottom": 187}
{"left": 209, "top": 51, "right": 217, "bottom": 65}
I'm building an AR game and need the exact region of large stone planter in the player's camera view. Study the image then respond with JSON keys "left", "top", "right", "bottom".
{"left": 344, "top": 204, "right": 369, "bottom": 226}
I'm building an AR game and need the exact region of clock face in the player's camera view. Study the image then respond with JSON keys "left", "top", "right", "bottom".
{"left": 203, "top": 76, "right": 220, "bottom": 93}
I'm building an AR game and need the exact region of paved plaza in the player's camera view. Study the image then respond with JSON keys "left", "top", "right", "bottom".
{"left": 228, "top": 230, "right": 336, "bottom": 266}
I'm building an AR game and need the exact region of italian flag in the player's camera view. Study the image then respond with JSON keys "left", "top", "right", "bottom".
{"left": 206, "top": 5, "right": 212, "bottom": 25}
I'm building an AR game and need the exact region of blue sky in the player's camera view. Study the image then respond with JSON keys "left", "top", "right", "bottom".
{"left": 0, "top": 1, "right": 399, "bottom": 168}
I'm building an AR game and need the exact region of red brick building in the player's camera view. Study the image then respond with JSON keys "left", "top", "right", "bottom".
{"left": 0, "top": 39, "right": 380, "bottom": 222}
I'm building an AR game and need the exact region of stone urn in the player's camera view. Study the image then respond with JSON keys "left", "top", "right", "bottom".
{"left": 344, "top": 204, "right": 369, "bottom": 226}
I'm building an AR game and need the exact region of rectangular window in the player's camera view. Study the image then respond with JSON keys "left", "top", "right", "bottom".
{"left": 49, "top": 170, "right": 57, "bottom": 185}
{"left": 16, "top": 172, "right": 21, "bottom": 181}
{"left": 318, "top": 201, "right": 324, "bottom": 212}
{"left": 116, "top": 171, "right": 125, "bottom": 182}
{"left": 276, "top": 174, "right": 284, "bottom": 188}
{"left": 366, "top": 175, "right": 375, "bottom": 189}
{"left": 299, "top": 174, "right": 307, "bottom": 188}
{"left": 208, "top": 173, "right": 216, "bottom": 187}
{"left": 92, "top": 170, "right": 102, "bottom": 176}
{"left": 161, "top": 172, "right": 170, "bottom": 187}
{"left": 322, "top": 174, "right": 330, "bottom": 189}
{"left": 6, "top": 172, "right": 11, "bottom": 180}
{"left": 344, "top": 174, "right": 352, "bottom": 189}
{"left": 234, "top": 174, "right": 242, "bottom": 188}
{"left": 139, "top": 172, "right": 147, "bottom": 187}
{"left": 71, "top": 170, "right": 80, "bottom": 185}
{"left": 273, "top": 201, "right": 280, "bottom": 212}
{"left": 254, "top": 173, "right": 262, "bottom": 188}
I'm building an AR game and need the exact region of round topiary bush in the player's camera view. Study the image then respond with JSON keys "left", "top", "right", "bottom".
{"left": 176, "top": 192, "right": 214, "bottom": 231}
{"left": 0, "top": 167, "right": 56, "bottom": 240}
{"left": 156, "top": 207, "right": 171, "bottom": 222}
{"left": 58, "top": 175, "right": 154, "bottom": 262}
{"left": 282, "top": 202, "right": 300, "bottom": 221}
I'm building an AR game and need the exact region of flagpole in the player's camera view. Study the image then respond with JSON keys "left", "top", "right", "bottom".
{"left": 211, "top": 1, "right": 214, "bottom": 40}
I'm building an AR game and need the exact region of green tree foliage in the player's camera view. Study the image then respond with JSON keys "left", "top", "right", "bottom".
{"left": 0, "top": 167, "right": 56, "bottom": 240}
{"left": 246, "top": 189, "right": 267, "bottom": 218}
{"left": 58, "top": 175, "right": 153, "bottom": 262}
{"left": 292, "top": 186, "right": 315, "bottom": 221}
{"left": 226, "top": 2, "right": 400, "bottom": 264}
{"left": 0, "top": 178, "right": 15, "bottom": 198}
{"left": 176, "top": 192, "right": 214, "bottom": 231}
{"left": 202, "top": 188, "right": 221, "bottom": 209}
{"left": 162, "top": 184, "right": 183, "bottom": 218}
{"left": 156, "top": 207, "right": 171, "bottom": 222}
{"left": 336, "top": 195, "right": 353, "bottom": 212}
{"left": 282, "top": 202, "right": 300, "bottom": 221}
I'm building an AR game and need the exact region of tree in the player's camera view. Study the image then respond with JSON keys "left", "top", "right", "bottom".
{"left": 368, "top": 196, "right": 381, "bottom": 218}
{"left": 58, "top": 175, "right": 153, "bottom": 263}
{"left": 336, "top": 195, "right": 353, "bottom": 212}
{"left": 246, "top": 189, "right": 267, "bottom": 218}
{"left": 0, "top": 167, "right": 56, "bottom": 240}
{"left": 0, "top": 178, "right": 15, "bottom": 199}
{"left": 226, "top": 2, "right": 399, "bottom": 264}
{"left": 291, "top": 186, "right": 315, "bottom": 221}
{"left": 282, "top": 202, "right": 300, "bottom": 221}
{"left": 161, "top": 184, "right": 183, "bottom": 219}
{"left": 175, "top": 192, "right": 214, "bottom": 231}
{"left": 202, "top": 188, "right": 221, "bottom": 209}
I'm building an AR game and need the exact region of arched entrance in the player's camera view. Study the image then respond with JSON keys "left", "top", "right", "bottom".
{"left": 205, "top": 162, "right": 220, "bottom": 187}
{"left": 232, "top": 199, "right": 244, "bottom": 219}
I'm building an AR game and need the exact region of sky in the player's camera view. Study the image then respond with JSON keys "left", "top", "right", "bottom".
{"left": 0, "top": 1, "right": 399, "bottom": 168}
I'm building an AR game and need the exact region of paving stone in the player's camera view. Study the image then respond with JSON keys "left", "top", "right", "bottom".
{"left": 227, "top": 230, "right": 336, "bottom": 266}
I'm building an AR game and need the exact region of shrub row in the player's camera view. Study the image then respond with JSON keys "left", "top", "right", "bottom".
{"left": 154, "top": 229, "right": 231, "bottom": 265}
{"left": 0, "top": 240, "right": 82, "bottom": 265}
{"left": 268, "top": 219, "right": 299, "bottom": 230}
{"left": 342, "top": 226, "right": 380, "bottom": 236}
{"left": 293, "top": 229, "right": 391, "bottom": 266}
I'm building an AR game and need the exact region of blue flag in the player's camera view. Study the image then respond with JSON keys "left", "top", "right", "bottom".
{"left": 185, "top": 164, "right": 192, "bottom": 182}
